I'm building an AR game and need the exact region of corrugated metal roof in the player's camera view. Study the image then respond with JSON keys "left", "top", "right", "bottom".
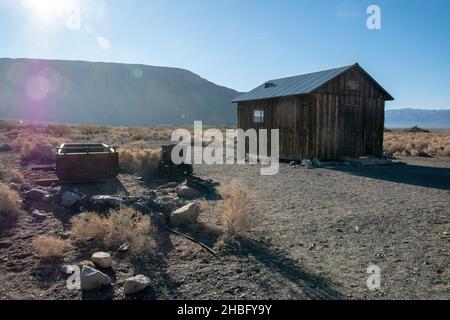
{"left": 232, "top": 64, "right": 354, "bottom": 102}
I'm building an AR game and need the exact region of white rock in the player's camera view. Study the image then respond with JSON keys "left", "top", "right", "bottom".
{"left": 80, "top": 266, "right": 112, "bottom": 291}
{"left": 60, "top": 191, "right": 81, "bottom": 207}
{"left": 60, "top": 264, "right": 76, "bottom": 275}
{"left": 170, "top": 202, "right": 199, "bottom": 226}
{"left": 124, "top": 275, "right": 151, "bottom": 294}
{"left": 91, "top": 252, "right": 112, "bottom": 269}
{"left": 91, "top": 195, "right": 123, "bottom": 208}
{"left": 175, "top": 184, "right": 201, "bottom": 197}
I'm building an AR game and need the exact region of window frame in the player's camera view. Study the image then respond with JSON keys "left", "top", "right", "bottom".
{"left": 253, "top": 109, "right": 264, "bottom": 124}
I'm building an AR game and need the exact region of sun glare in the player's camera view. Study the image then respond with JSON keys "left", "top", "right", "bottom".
{"left": 23, "top": 0, "right": 78, "bottom": 21}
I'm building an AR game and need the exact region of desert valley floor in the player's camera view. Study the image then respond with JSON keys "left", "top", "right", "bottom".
{"left": 0, "top": 144, "right": 449, "bottom": 299}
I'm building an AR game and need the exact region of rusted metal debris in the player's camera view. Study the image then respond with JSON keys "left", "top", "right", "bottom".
{"left": 55, "top": 143, "right": 119, "bottom": 183}
{"left": 167, "top": 228, "right": 220, "bottom": 258}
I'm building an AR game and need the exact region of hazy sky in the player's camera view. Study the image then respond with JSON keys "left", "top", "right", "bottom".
{"left": 1, "top": 0, "right": 449, "bottom": 109}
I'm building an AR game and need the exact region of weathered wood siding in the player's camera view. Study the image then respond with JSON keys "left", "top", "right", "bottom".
{"left": 237, "top": 66, "right": 388, "bottom": 160}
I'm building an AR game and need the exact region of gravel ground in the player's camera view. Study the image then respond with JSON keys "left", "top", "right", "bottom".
{"left": 194, "top": 157, "right": 450, "bottom": 299}
{"left": 0, "top": 150, "right": 449, "bottom": 300}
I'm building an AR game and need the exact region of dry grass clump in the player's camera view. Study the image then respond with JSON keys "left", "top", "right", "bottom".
{"left": 384, "top": 132, "right": 450, "bottom": 156}
{"left": 33, "top": 235, "right": 70, "bottom": 258}
{"left": 127, "top": 128, "right": 150, "bottom": 141}
{"left": 0, "top": 169, "right": 25, "bottom": 183}
{"left": 0, "top": 182, "right": 22, "bottom": 218}
{"left": 70, "top": 208, "right": 153, "bottom": 254}
{"left": 14, "top": 135, "right": 68, "bottom": 162}
{"left": 46, "top": 124, "right": 71, "bottom": 137}
{"left": 218, "top": 179, "right": 251, "bottom": 242}
{"left": 118, "top": 143, "right": 162, "bottom": 176}
{"left": 78, "top": 124, "right": 109, "bottom": 135}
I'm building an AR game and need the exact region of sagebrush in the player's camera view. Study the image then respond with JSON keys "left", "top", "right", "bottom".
{"left": 70, "top": 207, "right": 154, "bottom": 254}
{"left": 218, "top": 179, "right": 251, "bottom": 241}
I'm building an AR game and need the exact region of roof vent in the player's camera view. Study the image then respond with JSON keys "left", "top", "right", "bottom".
{"left": 264, "top": 82, "right": 275, "bottom": 88}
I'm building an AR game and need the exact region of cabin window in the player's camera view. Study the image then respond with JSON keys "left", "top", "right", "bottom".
{"left": 253, "top": 109, "right": 264, "bottom": 123}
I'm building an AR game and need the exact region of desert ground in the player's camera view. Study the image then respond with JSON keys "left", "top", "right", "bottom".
{"left": 0, "top": 122, "right": 449, "bottom": 300}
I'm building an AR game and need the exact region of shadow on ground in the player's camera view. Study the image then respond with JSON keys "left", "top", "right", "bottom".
{"left": 331, "top": 163, "right": 450, "bottom": 190}
{"left": 224, "top": 237, "right": 345, "bottom": 300}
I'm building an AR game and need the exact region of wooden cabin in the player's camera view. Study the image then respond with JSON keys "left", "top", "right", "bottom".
{"left": 232, "top": 63, "right": 394, "bottom": 160}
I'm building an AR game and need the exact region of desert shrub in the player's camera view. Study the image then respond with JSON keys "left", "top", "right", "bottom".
{"left": 384, "top": 132, "right": 450, "bottom": 156}
{"left": 69, "top": 212, "right": 111, "bottom": 240}
{"left": 78, "top": 125, "right": 109, "bottom": 135}
{"left": 0, "top": 182, "right": 22, "bottom": 218}
{"left": 218, "top": 179, "right": 250, "bottom": 242}
{"left": 0, "top": 121, "right": 17, "bottom": 131}
{"left": 47, "top": 124, "right": 71, "bottom": 137}
{"left": 0, "top": 169, "right": 25, "bottom": 183}
{"left": 118, "top": 144, "right": 162, "bottom": 176}
{"left": 127, "top": 128, "right": 150, "bottom": 141}
{"left": 70, "top": 208, "right": 153, "bottom": 254}
{"left": 33, "top": 235, "right": 70, "bottom": 258}
{"left": 16, "top": 135, "right": 67, "bottom": 162}
{"left": 402, "top": 126, "right": 430, "bottom": 133}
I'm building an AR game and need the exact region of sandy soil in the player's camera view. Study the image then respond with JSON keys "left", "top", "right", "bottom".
{"left": 0, "top": 137, "right": 449, "bottom": 300}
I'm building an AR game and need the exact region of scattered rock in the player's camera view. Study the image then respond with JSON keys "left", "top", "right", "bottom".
{"left": 60, "top": 264, "right": 76, "bottom": 275}
{"left": 42, "top": 194, "right": 53, "bottom": 203}
{"left": 8, "top": 183, "right": 20, "bottom": 191}
{"left": 289, "top": 161, "right": 298, "bottom": 167}
{"left": 170, "top": 202, "right": 200, "bottom": 226}
{"left": 0, "top": 143, "right": 12, "bottom": 152}
{"left": 79, "top": 260, "right": 96, "bottom": 269}
{"left": 153, "top": 195, "right": 183, "bottom": 212}
{"left": 24, "top": 189, "right": 48, "bottom": 201}
{"left": 124, "top": 274, "right": 151, "bottom": 294}
{"left": 301, "top": 159, "right": 313, "bottom": 169}
{"left": 31, "top": 209, "right": 47, "bottom": 219}
{"left": 175, "top": 184, "right": 201, "bottom": 197}
{"left": 80, "top": 266, "right": 112, "bottom": 291}
{"left": 91, "top": 252, "right": 112, "bottom": 269}
{"left": 91, "top": 195, "right": 123, "bottom": 208}
{"left": 117, "top": 243, "right": 129, "bottom": 252}
{"left": 60, "top": 191, "right": 81, "bottom": 207}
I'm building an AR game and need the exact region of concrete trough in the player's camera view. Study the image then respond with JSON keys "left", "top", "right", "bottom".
{"left": 56, "top": 143, "right": 119, "bottom": 183}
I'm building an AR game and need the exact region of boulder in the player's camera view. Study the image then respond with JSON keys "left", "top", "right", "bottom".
{"left": 154, "top": 195, "right": 183, "bottom": 212}
{"left": 91, "top": 195, "right": 123, "bottom": 208}
{"left": 170, "top": 202, "right": 200, "bottom": 226}
{"left": 80, "top": 266, "right": 112, "bottom": 291}
{"left": 124, "top": 274, "right": 151, "bottom": 294}
{"left": 24, "top": 189, "right": 48, "bottom": 201}
{"left": 289, "top": 161, "right": 298, "bottom": 167}
{"left": 175, "top": 184, "right": 201, "bottom": 197}
{"left": 91, "top": 252, "right": 112, "bottom": 269}
{"left": 0, "top": 143, "right": 12, "bottom": 152}
{"left": 60, "top": 191, "right": 81, "bottom": 207}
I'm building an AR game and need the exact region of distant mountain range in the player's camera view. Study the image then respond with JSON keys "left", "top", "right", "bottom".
{"left": 0, "top": 58, "right": 239, "bottom": 126}
{"left": 385, "top": 108, "right": 450, "bottom": 128}
{"left": 1, "top": 58, "right": 449, "bottom": 129}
